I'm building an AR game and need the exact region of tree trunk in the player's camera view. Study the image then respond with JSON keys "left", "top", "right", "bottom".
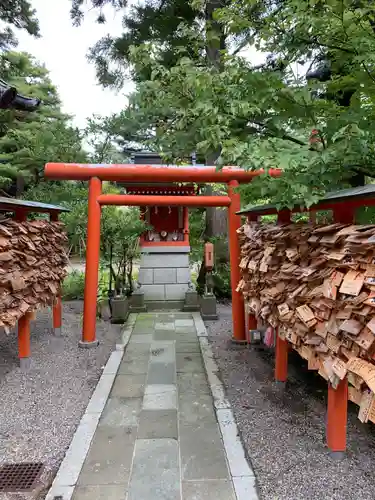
{"left": 197, "top": 1, "right": 229, "bottom": 292}
{"left": 15, "top": 174, "right": 25, "bottom": 198}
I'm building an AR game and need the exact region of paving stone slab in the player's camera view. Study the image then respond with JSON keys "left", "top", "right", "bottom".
{"left": 135, "top": 317, "right": 155, "bottom": 325}
{"left": 179, "top": 395, "right": 217, "bottom": 425}
{"left": 110, "top": 374, "right": 146, "bottom": 399}
{"left": 143, "top": 384, "right": 177, "bottom": 410}
{"left": 138, "top": 409, "right": 178, "bottom": 439}
{"left": 175, "top": 319, "right": 195, "bottom": 327}
{"left": 176, "top": 337, "right": 200, "bottom": 347}
{"left": 182, "top": 480, "right": 236, "bottom": 500}
{"left": 175, "top": 342, "right": 201, "bottom": 353}
{"left": 125, "top": 345, "right": 151, "bottom": 356}
{"left": 118, "top": 358, "right": 149, "bottom": 375}
{"left": 127, "top": 438, "right": 180, "bottom": 500}
{"left": 153, "top": 330, "right": 178, "bottom": 341}
{"left": 131, "top": 326, "right": 155, "bottom": 335}
{"left": 127, "top": 333, "right": 153, "bottom": 344}
{"left": 155, "top": 313, "right": 175, "bottom": 320}
{"left": 150, "top": 343, "right": 176, "bottom": 363}
{"left": 73, "top": 485, "right": 127, "bottom": 500}
{"left": 177, "top": 373, "right": 211, "bottom": 395}
{"left": 99, "top": 397, "right": 142, "bottom": 428}
{"left": 148, "top": 362, "right": 176, "bottom": 384}
{"left": 180, "top": 426, "right": 230, "bottom": 480}
{"left": 155, "top": 322, "right": 175, "bottom": 331}
{"left": 78, "top": 426, "right": 136, "bottom": 485}
{"left": 175, "top": 326, "right": 197, "bottom": 335}
{"left": 176, "top": 353, "right": 205, "bottom": 373}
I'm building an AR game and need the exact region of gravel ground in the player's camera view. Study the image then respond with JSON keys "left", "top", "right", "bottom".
{"left": 0, "top": 301, "right": 121, "bottom": 500}
{"left": 206, "top": 303, "right": 375, "bottom": 500}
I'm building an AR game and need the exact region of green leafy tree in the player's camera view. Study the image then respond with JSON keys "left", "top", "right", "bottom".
{"left": 0, "top": 51, "right": 87, "bottom": 194}
{"left": 70, "top": 0, "right": 203, "bottom": 87}
{"left": 101, "top": 207, "right": 146, "bottom": 296}
{"left": 107, "top": 0, "right": 375, "bottom": 209}
{"left": 71, "top": 0, "right": 236, "bottom": 238}
{"left": 0, "top": 1, "right": 39, "bottom": 51}
{"left": 84, "top": 113, "right": 139, "bottom": 161}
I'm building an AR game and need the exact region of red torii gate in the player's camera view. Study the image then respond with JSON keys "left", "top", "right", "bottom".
{"left": 45, "top": 163, "right": 281, "bottom": 345}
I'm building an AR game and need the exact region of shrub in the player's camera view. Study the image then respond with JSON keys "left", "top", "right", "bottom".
{"left": 212, "top": 263, "right": 231, "bottom": 299}
{"left": 62, "top": 270, "right": 85, "bottom": 300}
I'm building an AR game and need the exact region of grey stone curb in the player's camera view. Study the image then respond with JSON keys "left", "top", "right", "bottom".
{"left": 116, "top": 313, "right": 137, "bottom": 351}
{"left": 195, "top": 313, "right": 259, "bottom": 500}
{"left": 45, "top": 316, "right": 137, "bottom": 500}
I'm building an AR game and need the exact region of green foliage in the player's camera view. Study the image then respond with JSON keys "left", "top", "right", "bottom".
{"left": 0, "top": 1, "right": 39, "bottom": 51}
{"left": 62, "top": 270, "right": 86, "bottom": 300}
{"left": 356, "top": 206, "right": 375, "bottom": 225}
{"left": 188, "top": 208, "right": 205, "bottom": 262}
{"left": 25, "top": 181, "right": 90, "bottom": 255}
{"left": 101, "top": 207, "right": 146, "bottom": 295}
{"left": 189, "top": 208, "right": 232, "bottom": 298}
{"left": 63, "top": 268, "right": 111, "bottom": 305}
{"left": 84, "top": 114, "right": 130, "bottom": 162}
{"left": 70, "top": 0, "right": 203, "bottom": 87}
{"left": 212, "top": 264, "right": 231, "bottom": 299}
{"left": 0, "top": 51, "right": 87, "bottom": 193}
{"left": 101, "top": 205, "right": 147, "bottom": 296}
{"left": 27, "top": 181, "right": 148, "bottom": 265}
{"left": 78, "top": 0, "right": 375, "bottom": 208}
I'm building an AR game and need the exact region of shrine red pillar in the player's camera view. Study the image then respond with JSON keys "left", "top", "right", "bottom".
{"left": 228, "top": 180, "right": 246, "bottom": 343}
{"left": 325, "top": 203, "right": 354, "bottom": 455}
{"left": 183, "top": 207, "right": 189, "bottom": 244}
{"left": 81, "top": 177, "right": 102, "bottom": 348}
{"left": 274, "top": 210, "right": 291, "bottom": 383}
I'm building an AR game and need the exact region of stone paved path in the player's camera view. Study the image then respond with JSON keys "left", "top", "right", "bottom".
{"left": 72, "top": 312, "right": 238, "bottom": 500}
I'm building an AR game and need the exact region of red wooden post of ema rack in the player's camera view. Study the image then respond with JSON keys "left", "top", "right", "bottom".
{"left": 246, "top": 214, "right": 259, "bottom": 343}
{"left": 228, "top": 180, "right": 247, "bottom": 344}
{"left": 18, "top": 312, "right": 32, "bottom": 369}
{"left": 326, "top": 377, "right": 348, "bottom": 457}
{"left": 274, "top": 210, "right": 292, "bottom": 384}
{"left": 325, "top": 203, "right": 354, "bottom": 456}
{"left": 50, "top": 212, "right": 63, "bottom": 335}
{"left": 14, "top": 209, "right": 32, "bottom": 369}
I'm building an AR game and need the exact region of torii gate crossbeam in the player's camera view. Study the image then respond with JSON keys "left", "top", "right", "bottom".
{"left": 45, "top": 163, "right": 281, "bottom": 346}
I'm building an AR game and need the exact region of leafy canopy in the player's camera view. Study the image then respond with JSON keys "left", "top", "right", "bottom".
{"left": 0, "top": 51, "right": 87, "bottom": 193}
{"left": 0, "top": 1, "right": 39, "bottom": 51}
{"left": 77, "top": 0, "right": 375, "bottom": 208}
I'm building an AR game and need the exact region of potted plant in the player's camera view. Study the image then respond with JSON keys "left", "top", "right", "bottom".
{"left": 100, "top": 206, "right": 146, "bottom": 324}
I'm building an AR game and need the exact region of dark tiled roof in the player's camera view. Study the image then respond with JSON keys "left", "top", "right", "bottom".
{"left": 237, "top": 184, "right": 375, "bottom": 215}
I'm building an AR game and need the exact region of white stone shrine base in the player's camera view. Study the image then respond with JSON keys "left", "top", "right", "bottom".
{"left": 138, "top": 246, "right": 191, "bottom": 304}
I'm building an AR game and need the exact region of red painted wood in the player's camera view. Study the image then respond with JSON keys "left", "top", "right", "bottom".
{"left": 45, "top": 163, "right": 281, "bottom": 183}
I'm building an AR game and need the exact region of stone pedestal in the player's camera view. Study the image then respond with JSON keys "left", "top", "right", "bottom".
{"left": 138, "top": 246, "right": 191, "bottom": 309}
{"left": 183, "top": 289, "right": 200, "bottom": 312}
{"left": 110, "top": 296, "right": 130, "bottom": 324}
{"left": 200, "top": 294, "right": 218, "bottom": 320}
{"left": 130, "top": 290, "right": 147, "bottom": 312}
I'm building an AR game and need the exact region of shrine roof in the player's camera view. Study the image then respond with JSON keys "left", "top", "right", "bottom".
{"left": 0, "top": 81, "right": 41, "bottom": 111}
{"left": 0, "top": 196, "right": 70, "bottom": 214}
{"left": 237, "top": 184, "right": 375, "bottom": 216}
